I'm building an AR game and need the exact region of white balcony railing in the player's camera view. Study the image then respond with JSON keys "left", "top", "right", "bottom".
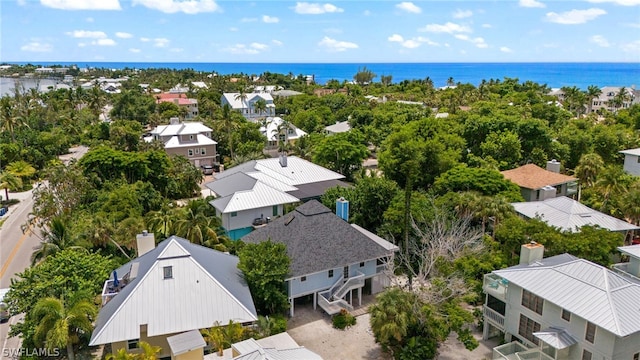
{"left": 492, "top": 342, "right": 554, "bottom": 360}
{"left": 611, "top": 263, "right": 640, "bottom": 284}
{"left": 483, "top": 305, "right": 505, "bottom": 329}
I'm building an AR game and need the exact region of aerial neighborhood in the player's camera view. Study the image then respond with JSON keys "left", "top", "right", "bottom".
{"left": 2, "top": 64, "right": 640, "bottom": 360}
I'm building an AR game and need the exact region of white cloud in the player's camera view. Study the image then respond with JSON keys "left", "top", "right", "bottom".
{"left": 293, "top": 2, "right": 343, "bottom": 14}
{"left": 241, "top": 17, "right": 258, "bottom": 22}
{"left": 324, "top": 28, "right": 343, "bottom": 34}
{"left": 482, "top": 23, "right": 492, "bottom": 28}
{"left": 453, "top": 9, "right": 473, "bottom": 18}
{"left": 116, "top": 32, "right": 133, "bottom": 38}
{"left": 454, "top": 34, "right": 469, "bottom": 41}
{"left": 78, "top": 43, "right": 87, "bottom": 47}
{"left": 545, "top": 8, "right": 606, "bottom": 24}
{"left": 519, "top": 0, "right": 546, "bottom": 8}
{"left": 363, "top": 9, "right": 371, "bottom": 16}
{"left": 17, "top": 0, "right": 26, "bottom": 5}
{"left": 132, "top": 0, "right": 219, "bottom": 14}
{"left": 229, "top": 27, "right": 238, "bottom": 32}
{"left": 93, "top": 38, "right": 116, "bottom": 46}
{"left": 590, "top": 35, "right": 610, "bottom": 47}
{"left": 396, "top": 2, "right": 421, "bottom": 14}
{"left": 318, "top": 36, "right": 358, "bottom": 52}
{"left": 272, "top": 39, "right": 283, "bottom": 46}
{"left": 226, "top": 44, "right": 259, "bottom": 55}
{"left": 129, "top": 48, "right": 141, "bottom": 53}
{"left": 621, "top": 40, "right": 640, "bottom": 53}
{"left": 154, "top": 38, "right": 170, "bottom": 47}
{"left": 262, "top": 15, "right": 279, "bottom": 23}
{"left": 250, "top": 42, "right": 268, "bottom": 50}
{"left": 66, "top": 30, "right": 107, "bottom": 38}
{"left": 388, "top": 34, "right": 404, "bottom": 42}
{"left": 587, "top": 0, "right": 640, "bottom": 5}
{"left": 86, "top": 17, "right": 94, "bottom": 22}
{"left": 40, "top": 0, "right": 121, "bottom": 10}
{"left": 21, "top": 41, "right": 53, "bottom": 52}
{"left": 454, "top": 34, "right": 488, "bottom": 48}
{"left": 388, "top": 34, "right": 438, "bottom": 49}
{"left": 500, "top": 46, "right": 513, "bottom": 53}
{"left": 419, "top": 22, "right": 472, "bottom": 33}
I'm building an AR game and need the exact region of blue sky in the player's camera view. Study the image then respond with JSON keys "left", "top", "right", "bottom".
{"left": 2, "top": 0, "right": 640, "bottom": 63}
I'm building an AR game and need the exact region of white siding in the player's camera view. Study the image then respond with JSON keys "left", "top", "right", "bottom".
{"left": 623, "top": 154, "right": 640, "bottom": 176}
{"left": 226, "top": 205, "right": 280, "bottom": 231}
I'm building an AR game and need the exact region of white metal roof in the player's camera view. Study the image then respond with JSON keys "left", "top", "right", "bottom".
{"left": 167, "top": 330, "right": 206, "bottom": 356}
{"left": 511, "top": 196, "right": 639, "bottom": 233}
{"left": 222, "top": 93, "right": 274, "bottom": 110}
{"left": 151, "top": 122, "right": 212, "bottom": 136}
{"left": 89, "top": 237, "right": 257, "bottom": 345}
{"left": 254, "top": 156, "right": 345, "bottom": 186}
{"left": 324, "top": 121, "right": 351, "bottom": 134}
{"left": 210, "top": 182, "right": 300, "bottom": 213}
{"left": 260, "top": 117, "right": 307, "bottom": 142}
{"left": 533, "top": 327, "right": 577, "bottom": 349}
{"left": 164, "top": 134, "right": 217, "bottom": 149}
{"left": 494, "top": 256, "right": 640, "bottom": 337}
{"left": 620, "top": 148, "right": 640, "bottom": 156}
{"left": 618, "top": 244, "right": 640, "bottom": 258}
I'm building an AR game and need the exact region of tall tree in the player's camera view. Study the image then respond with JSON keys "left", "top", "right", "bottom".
{"left": 585, "top": 85, "right": 602, "bottom": 114}
{"left": 0, "top": 171, "right": 22, "bottom": 201}
{"left": 33, "top": 296, "right": 97, "bottom": 360}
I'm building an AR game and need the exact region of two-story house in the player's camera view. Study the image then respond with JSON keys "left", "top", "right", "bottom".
{"left": 620, "top": 148, "right": 640, "bottom": 177}
{"left": 483, "top": 242, "right": 640, "bottom": 360}
{"left": 147, "top": 118, "right": 217, "bottom": 168}
{"left": 206, "top": 155, "right": 347, "bottom": 239}
{"left": 221, "top": 92, "right": 275, "bottom": 120}
{"left": 260, "top": 117, "right": 307, "bottom": 149}
{"left": 242, "top": 199, "right": 398, "bottom": 317}
{"left": 156, "top": 93, "right": 199, "bottom": 120}
{"left": 501, "top": 162, "right": 578, "bottom": 202}
{"left": 591, "top": 86, "right": 637, "bottom": 113}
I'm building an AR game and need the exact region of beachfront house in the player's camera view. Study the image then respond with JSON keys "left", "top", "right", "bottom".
{"left": 206, "top": 155, "right": 347, "bottom": 239}
{"left": 146, "top": 118, "right": 217, "bottom": 168}
{"left": 90, "top": 234, "right": 257, "bottom": 359}
{"left": 242, "top": 200, "right": 398, "bottom": 317}
{"left": 501, "top": 161, "right": 578, "bottom": 202}
{"left": 221, "top": 92, "right": 275, "bottom": 120}
{"left": 483, "top": 242, "right": 640, "bottom": 360}
{"left": 620, "top": 148, "right": 640, "bottom": 176}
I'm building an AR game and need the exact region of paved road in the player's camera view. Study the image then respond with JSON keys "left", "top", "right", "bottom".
{"left": 0, "top": 145, "right": 88, "bottom": 359}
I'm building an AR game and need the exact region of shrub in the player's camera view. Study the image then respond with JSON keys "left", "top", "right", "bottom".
{"left": 1, "top": 199, "right": 19, "bottom": 207}
{"left": 332, "top": 309, "right": 356, "bottom": 330}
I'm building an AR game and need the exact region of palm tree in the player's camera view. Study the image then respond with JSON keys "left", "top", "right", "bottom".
{"left": 145, "top": 202, "right": 179, "bottom": 239}
{"left": 0, "top": 171, "right": 22, "bottom": 201}
{"left": 174, "top": 206, "right": 218, "bottom": 245}
{"left": 234, "top": 87, "right": 249, "bottom": 116}
{"left": 585, "top": 85, "right": 602, "bottom": 114}
{"left": 612, "top": 86, "right": 630, "bottom": 112}
{"left": 0, "top": 96, "right": 26, "bottom": 142}
{"left": 369, "top": 287, "right": 417, "bottom": 355}
{"left": 87, "top": 84, "right": 107, "bottom": 120}
{"left": 272, "top": 118, "right": 292, "bottom": 154}
{"left": 622, "top": 183, "right": 640, "bottom": 226}
{"left": 6, "top": 160, "right": 36, "bottom": 183}
{"left": 33, "top": 296, "right": 97, "bottom": 360}
{"left": 574, "top": 153, "right": 604, "bottom": 188}
{"left": 595, "top": 165, "right": 631, "bottom": 211}
{"left": 221, "top": 103, "right": 236, "bottom": 159}
{"left": 446, "top": 77, "right": 455, "bottom": 87}
{"left": 253, "top": 98, "right": 268, "bottom": 118}
{"left": 31, "top": 216, "right": 85, "bottom": 265}
{"left": 202, "top": 322, "right": 225, "bottom": 356}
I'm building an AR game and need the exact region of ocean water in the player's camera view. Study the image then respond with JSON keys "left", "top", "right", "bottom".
{"left": 4, "top": 62, "right": 640, "bottom": 90}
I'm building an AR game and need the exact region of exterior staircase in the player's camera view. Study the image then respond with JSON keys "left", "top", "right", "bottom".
{"left": 317, "top": 271, "right": 365, "bottom": 315}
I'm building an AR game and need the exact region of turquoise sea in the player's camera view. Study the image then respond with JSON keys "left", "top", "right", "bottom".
{"left": 7, "top": 62, "right": 640, "bottom": 89}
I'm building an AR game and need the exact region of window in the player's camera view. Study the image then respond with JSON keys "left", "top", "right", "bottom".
{"left": 201, "top": 148, "right": 206, "bottom": 155}
{"left": 190, "top": 135, "right": 194, "bottom": 140}
{"left": 343, "top": 266, "right": 349, "bottom": 278}
{"left": 195, "top": 148, "right": 200, "bottom": 154}
{"left": 561, "top": 309, "right": 571, "bottom": 322}
{"left": 359, "top": 262, "right": 365, "bottom": 267}
{"left": 582, "top": 350, "right": 592, "bottom": 360}
{"left": 637, "top": 156, "right": 640, "bottom": 164}
{"left": 328, "top": 270, "right": 334, "bottom": 278}
{"left": 301, "top": 276, "right": 306, "bottom": 282}
{"left": 272, "top": 205, "right": 278, "bottom": 217}
{"left": 521, "top": 289, "right": 544, "bottom": 315}
{"left": 555, "top": 185, "right": 562, "bottom": 195}
{"left": 518, "top": 314, "right": 541, "bottom": 345}
{"left": 188, "top": 149, "right": 193, "bottom": 156}
{"left": 231, "top": 212, "right": 237, "bottom": 217}
{"left": 163, "top": 266, "right": 173, "bottom": 279}
{"left": 633, "top": 353, "right": 639, "bottom": 360}
{"left": 585, "top": 322, "right": 596, "bottom": 343}
{"left": 127, "top": 339, "right": 139, "bottom": 350}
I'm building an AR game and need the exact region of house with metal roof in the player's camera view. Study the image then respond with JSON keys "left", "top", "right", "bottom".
{"left": 612, "top": 244, "right": 640, "bottom": 284}
{"left": 620, "top": 148, "right": 640, "bottom": 177}
{"left": 501, "top": 162, "right": 578, "bottom": 202}
{"left": 221, "top": 93, "right": 275, "bottom": 120}
{"left": 324, "top": 121, "right": 351, "bottom": 135}
{"left": 206, "top": 155, "right": 347, "bottom": 240}
{"left": 146, "top": 118, "right": 217, "bottom": 168}
{"left": 511, "top": 196, "right": 639, "bottom": 234}
{"left": 483, "top": 242, "right": 640, "bottom": 360}
{"left": 242, "top": 200, "right": 398, "bottom": 317}
{"left": 260, "top": 117, "right": 307, "bottom": 149}
{"left": 90, "top": 235, "right": 257, "bottom": 359}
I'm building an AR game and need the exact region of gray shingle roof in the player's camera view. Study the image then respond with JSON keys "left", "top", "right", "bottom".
{"left": 241, "top": 200, "right": 396, "bottom": 278}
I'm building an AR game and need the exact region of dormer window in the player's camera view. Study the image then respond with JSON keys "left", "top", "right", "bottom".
{"left": 163, "top": 266, "right": 173, "bottom": 279}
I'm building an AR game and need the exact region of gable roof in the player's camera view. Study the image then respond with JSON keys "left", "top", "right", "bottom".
{"left": 260, "top": 117, "right": 307, "bottom": 142}
{"left": 222, "top": 93, "right": 274, "bottom": 110}
{"left": 89, "top": 236, "right": 257, "bottom": 346}
{"left": 150, "top": 122, "right": 212, "bottom": 137}
{"left": 241, "top": 200, "right": 398, "bottom": 278}
{"left": 501, "top": 164, "right": 576, "bottom": 190}
{"left": 324, "top": 121, "right": 351, "bottom": 134}
{"left": 511, "top": 196, "right": 639, "bottom": 233}
{"left": 164, "top": 134, "right": 217, "bottom": 148}
{"left": 494, "top": 254, "right": 640, "bottom": 337}
{"left": 210, "top": 181, "right": 300, "bottom": 213}
{"left": 620, "top": 148, "right": 640, "bottom": 156}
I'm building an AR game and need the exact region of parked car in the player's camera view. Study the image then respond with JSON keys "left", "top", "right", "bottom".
{"left": 201, "top": 165, "right": 214, "bottom": 175}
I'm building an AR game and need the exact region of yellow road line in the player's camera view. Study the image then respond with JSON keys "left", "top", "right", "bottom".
{"left": 0, "top": 225, "right": 32, "bottom": 279}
